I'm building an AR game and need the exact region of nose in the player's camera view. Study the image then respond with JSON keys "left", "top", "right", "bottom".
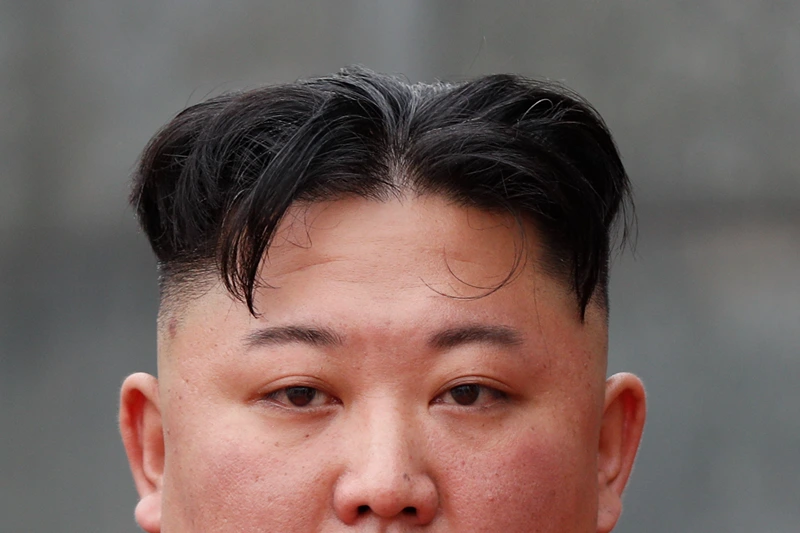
{"left": 333, "top": 407, "right": 439, "bottom": 525}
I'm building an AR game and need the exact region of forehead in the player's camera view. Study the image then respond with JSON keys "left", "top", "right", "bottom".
{"left": 160, "top": 195, "right": 606, "bottom": 361}
{"left": 266, "top": 195, "right": 524, "bottom": 291}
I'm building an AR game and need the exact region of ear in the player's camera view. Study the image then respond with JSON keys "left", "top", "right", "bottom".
{"left": 596, "top": 372, "right": 646, "bottom": 533}
{"left": 120, "top": 373, "right": 164, "bottom": 533}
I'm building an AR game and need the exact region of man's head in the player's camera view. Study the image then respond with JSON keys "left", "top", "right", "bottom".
{"left": 120, "top": 67, "right": 645, "bottom": 532}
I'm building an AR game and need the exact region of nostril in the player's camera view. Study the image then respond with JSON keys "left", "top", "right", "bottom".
{"left": 402, "top": 507, "right": 417, "bottom": 515}
{"left": 357, "top": 505, "right": 370, "bottom": 515}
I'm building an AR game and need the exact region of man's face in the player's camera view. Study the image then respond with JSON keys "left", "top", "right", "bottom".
{"left": 121, "top": 195, "right": 644, "bottom": 532}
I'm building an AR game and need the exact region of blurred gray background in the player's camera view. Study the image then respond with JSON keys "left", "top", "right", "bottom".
{"left": 1, "top": 1, "right": 798, "bottom": 532}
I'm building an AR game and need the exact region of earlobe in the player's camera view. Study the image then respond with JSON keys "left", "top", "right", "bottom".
{"left": 120, "top": 373, "right": 164, "bottom": 533}
{"left": 596, "top": 372, "right": 646, "bottom": 533}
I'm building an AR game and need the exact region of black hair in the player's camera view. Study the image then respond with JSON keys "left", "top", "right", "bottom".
{"left": 131, "top": 66, "right": 632, "bottom": 320}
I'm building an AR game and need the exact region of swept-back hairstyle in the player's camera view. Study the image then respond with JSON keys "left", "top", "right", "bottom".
{"left": 131, "top": 66, "right": 632, "bottom": 319}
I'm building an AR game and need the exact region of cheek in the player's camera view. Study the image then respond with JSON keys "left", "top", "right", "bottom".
{"left": 160, "top": 408, "right": 334, "bottom": 530}
{"left": 437, "top": 426, "right": 598, "bottom": 532}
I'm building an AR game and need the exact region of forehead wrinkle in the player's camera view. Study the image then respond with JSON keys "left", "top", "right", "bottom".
{"left": 264, "top": 234, "right": 446, "bottom": 285}
{"left": 263, "top": 253, "right": 347, "bottom": 278}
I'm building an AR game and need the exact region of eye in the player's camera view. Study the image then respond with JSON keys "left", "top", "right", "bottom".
{"left": 437, "top": 383, "right": 507, "bottom": 407}
{"left": 265, "top": 386, "right": 335, "bottom": 408}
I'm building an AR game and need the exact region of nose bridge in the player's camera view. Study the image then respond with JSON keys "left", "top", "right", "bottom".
{"left": 333, "top": 397, "right": 438, "bottom": 525}
{"left": 363, "top": 398, "right": 415, "bottom": 472}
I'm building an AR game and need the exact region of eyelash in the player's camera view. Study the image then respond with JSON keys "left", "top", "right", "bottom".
{"left": 433, "top": 383, "right": 508, "bottom": 407}
{"left": 264, "top": 386, "right": 339, "bottom": 409}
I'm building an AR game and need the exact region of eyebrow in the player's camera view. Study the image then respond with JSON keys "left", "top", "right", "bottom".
{"left": 244, "top": 324, "right": 523, "bottom": 351}
{"left": 244, "top": 325, "right": 344, "bottom": 349}
{"left": 427, "top": 325, "right": 524, "bottom": 350}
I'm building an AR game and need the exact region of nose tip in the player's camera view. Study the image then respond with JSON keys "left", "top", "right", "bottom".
{"left": 334, "top": 469, "right": 439, "bottom": 525}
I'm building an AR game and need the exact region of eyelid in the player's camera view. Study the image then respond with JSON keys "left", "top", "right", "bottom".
{"left": 257, "top": 378, "right": 341, "bottom": 410}
{"left": 433, "top": 376, "right": 510, "bottom": 398}
{"left": 268, "top": 386, "right": 329, "bottom": 406}
{"left": 264, "top": 386, "right": 340, "bottom": 410}
{"left": 432, "top": 379, "right": 510, "bottom": 407}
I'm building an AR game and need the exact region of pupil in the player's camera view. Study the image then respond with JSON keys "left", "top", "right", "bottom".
{"left": 450, "top": 384, "right": 480, "bottom": 405}
{"left": 285, "top": 387, "right": 316, "bottom": 407}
